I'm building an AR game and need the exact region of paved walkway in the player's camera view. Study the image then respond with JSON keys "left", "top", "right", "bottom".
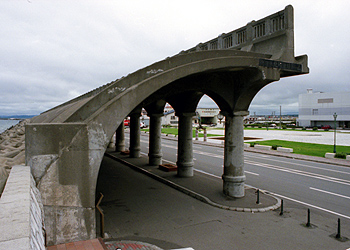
{"left": 106, "top": 152, "right": 280, "bottom": 213}
{"left": 46, "top": 237, "right": 164, "bottom": 250}
{"left": 47, "top": 238, "right": 107, "bottom": 250}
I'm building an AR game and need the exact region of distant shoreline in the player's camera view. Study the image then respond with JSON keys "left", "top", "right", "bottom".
{"left": 0, "top": 118, "right": 23, "bottom": 121}
{"left": 0, "top": 115, "right": 35, "bottom": 120}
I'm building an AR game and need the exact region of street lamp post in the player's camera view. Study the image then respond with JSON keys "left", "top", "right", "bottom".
{"left": 217, "top": 112, "right": 224, "bottom": 125}
{"left": 333, "top": 112, "right": 337, "bottom": 153}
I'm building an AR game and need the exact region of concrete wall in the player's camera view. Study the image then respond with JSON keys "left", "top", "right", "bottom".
{"left": 0, "top": 165, "right": 45, "bottom": 250}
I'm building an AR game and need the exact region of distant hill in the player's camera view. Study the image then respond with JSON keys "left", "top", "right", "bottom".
{"left": 0, "top": 115, "right": 36, "bottom": 120}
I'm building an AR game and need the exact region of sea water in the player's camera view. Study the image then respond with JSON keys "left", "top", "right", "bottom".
{"left": 0, "top": 120, "right": 20, "bottom": 134}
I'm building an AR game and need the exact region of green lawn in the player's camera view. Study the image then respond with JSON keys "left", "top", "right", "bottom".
{"left": 248, "top": 140, "right": 350, "bottom": 158}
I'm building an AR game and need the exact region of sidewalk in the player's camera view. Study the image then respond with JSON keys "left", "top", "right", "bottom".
{"left": 106, "top": 151, "right": 280, "bottom": 213}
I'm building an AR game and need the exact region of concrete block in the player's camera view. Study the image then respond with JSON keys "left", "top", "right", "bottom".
{"left": 254, "top": 144, "right": 272, "bottom": 150}
{"left": 277, "top": 147, "right": 293, "bottom": 153}
{"left": 325, "top": 153, "right": 335, "bottom": 159}
{"left": 244, "top": 143, "right": 250, "bottom": 148}
{"left": 347, "top": 155, "right": 350, "bottom": 161}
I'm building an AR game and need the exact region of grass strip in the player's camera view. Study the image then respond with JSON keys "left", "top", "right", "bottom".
{"left": 248, "top": 140, "right": 350, "bottom": 158}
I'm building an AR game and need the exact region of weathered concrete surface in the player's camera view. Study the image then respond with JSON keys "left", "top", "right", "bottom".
{"left": 24, "top": 5, "right": 309, "bottom": 245}
{"left": 0, "top": 165, "right": 45, "bottom": 250}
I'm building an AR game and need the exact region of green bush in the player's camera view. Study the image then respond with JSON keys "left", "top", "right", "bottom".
{"left": 335, "top": 152, "right": 347, "bottom": 159}
{"left": 324, "top": 128, "right": 329, "bottom": 131}
{"left": 313, "top": 127, "right": 318, "bottom": 131}
{"left": 250, "top": 142, "right": 258, "bottom": 147}
{"left": 271, "top": 145, "right": 281, "bottom": 150}
{"left": 302, "top": 127, "right": 306, "bottom": 130}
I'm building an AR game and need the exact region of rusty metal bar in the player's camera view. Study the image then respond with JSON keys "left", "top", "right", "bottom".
{"left": 96, "top": 192, "right": 105, "bottom": 238}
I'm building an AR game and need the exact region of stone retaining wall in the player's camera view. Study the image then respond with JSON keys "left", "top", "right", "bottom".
{"left": 0, "top": 120, "right": 27, "bottom": 194}
{"left": 0, "top": 165, "right": 46, "bottom": 250}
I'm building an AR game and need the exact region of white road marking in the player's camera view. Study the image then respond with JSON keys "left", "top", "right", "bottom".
{"left": 134, "top": 152, "right": 350, "bottom": 220}
{"left": 141, "top": 140, "right": 350, "bottom": 186}
{"left": 245, "top": 160, "right": 350, "bottom": 186}
{"left": 245, "top": 171, "right": 259, "bottom": 176}
{"left": 193, "top": 169, "right": 350, "bottom": 220}
{"left": 267, "top": 191, "right": 350, "bottom": 220}
{"left": 246, "top": 153, "right": 350, "bottom": 175}
{"left": 310, "top": 187, "right": 350, "bottom": 200}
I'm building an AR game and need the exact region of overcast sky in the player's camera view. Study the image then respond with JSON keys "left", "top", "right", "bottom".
{"left": 1, "top": 0, "right": 349, "bottom": 116}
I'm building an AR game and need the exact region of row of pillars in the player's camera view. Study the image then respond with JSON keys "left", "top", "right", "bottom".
{"left": 114, "top": 111, "right": 247, "bottom": 198}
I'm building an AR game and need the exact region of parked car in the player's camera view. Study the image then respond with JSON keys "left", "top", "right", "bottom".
{"left": 124, "top": 119, "right": 130, "bottom": 127}
{"left": 321, "top": 125, "right": 332, "bottom": 129}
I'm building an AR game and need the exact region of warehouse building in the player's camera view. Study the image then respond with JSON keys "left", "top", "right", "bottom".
{"left": 298, "top": 89, "right": 350, "bottom": 129}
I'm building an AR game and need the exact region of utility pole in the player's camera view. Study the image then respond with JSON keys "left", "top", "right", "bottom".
{"left": 279, "top": 106, "right": 282, "bottom": 129}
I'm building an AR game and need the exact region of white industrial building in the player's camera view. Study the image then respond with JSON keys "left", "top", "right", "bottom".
{"left": 161, "top": 105, "right": 221, "bottom": 127}
{"left": 298, "top": 89, "right": 350, "bottom": 128}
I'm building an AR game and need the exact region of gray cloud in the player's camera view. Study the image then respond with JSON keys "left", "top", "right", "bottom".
{"left": 1, "top": 0, "right": 349, "bottom": 116}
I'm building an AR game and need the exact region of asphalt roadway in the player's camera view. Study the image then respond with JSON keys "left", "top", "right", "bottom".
{"left": 97, "top": 148, "right": 350, "bottom": 249}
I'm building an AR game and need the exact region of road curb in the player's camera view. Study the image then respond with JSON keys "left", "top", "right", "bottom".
{"left": 105, "top": 153, "right": 281, "bottom": 213}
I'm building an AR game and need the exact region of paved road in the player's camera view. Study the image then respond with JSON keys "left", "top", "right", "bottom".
{"left": 97, "top": 145, "right": 350, "bottom": 249}
{"left": 133, "top": 134, "right": 350, "bottom": 221}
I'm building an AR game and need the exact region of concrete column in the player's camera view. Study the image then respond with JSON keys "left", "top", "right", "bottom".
{"left": 148, "top": 114, "right": 163, "bottom": 166}
{"left": 222, "top": 111, "right": 248, "bottom": 198}
{"left": 129, "top": 113, "right": 141, "bottom": 158}
{"left": 176, "top": 112, "right": 195, "bottom": 177}
{"left": 115, "top": 122, "right": 125, "bottom": 152}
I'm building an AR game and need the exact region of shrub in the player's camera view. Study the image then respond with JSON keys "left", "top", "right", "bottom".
{"left": 313, "top": 127, "right": 318, "bottom": 131}
{"left": 335, "top": 152, "right": 347, "bottom": 159}
{"left": 302, "top": 127, "right": 306, "bottom": 130}
{"left": 250, "top": 142, "right": 258, "bottom": 147}
{"left": 324, "top": 128, "right": 329, "bottom": 131}
{"left": 271, "top": 145, "right": 280, "bottom": 150}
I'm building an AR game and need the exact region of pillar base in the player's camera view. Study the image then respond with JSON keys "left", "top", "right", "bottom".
{"left": 148, "top": 153, "right": 162, "bottom": 166}
{"left": 115, "top": 144, "right": 125, "bottom": 152}
{"left": 129, "top": 148, "right": 141, "bottom": 158}
{"left": 176, "top": 162, "right": 194, "bottom": 177}
{"left": 222, "top": 175, "right": 246, "bottom": 198}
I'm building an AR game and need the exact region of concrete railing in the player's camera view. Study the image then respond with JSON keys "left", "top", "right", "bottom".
{"left": 0, "top": 165, "right": 45, "bottom": 250}
{"left": 181, "top": 5, "right": 293, "bottom": 57}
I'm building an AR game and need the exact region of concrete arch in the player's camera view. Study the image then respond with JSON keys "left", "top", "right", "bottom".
{"left": 26, "top": 5, "right": 309, "bottom": 244}
{"left": 26, "top": 50, "right": 307, "bottom": 245}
